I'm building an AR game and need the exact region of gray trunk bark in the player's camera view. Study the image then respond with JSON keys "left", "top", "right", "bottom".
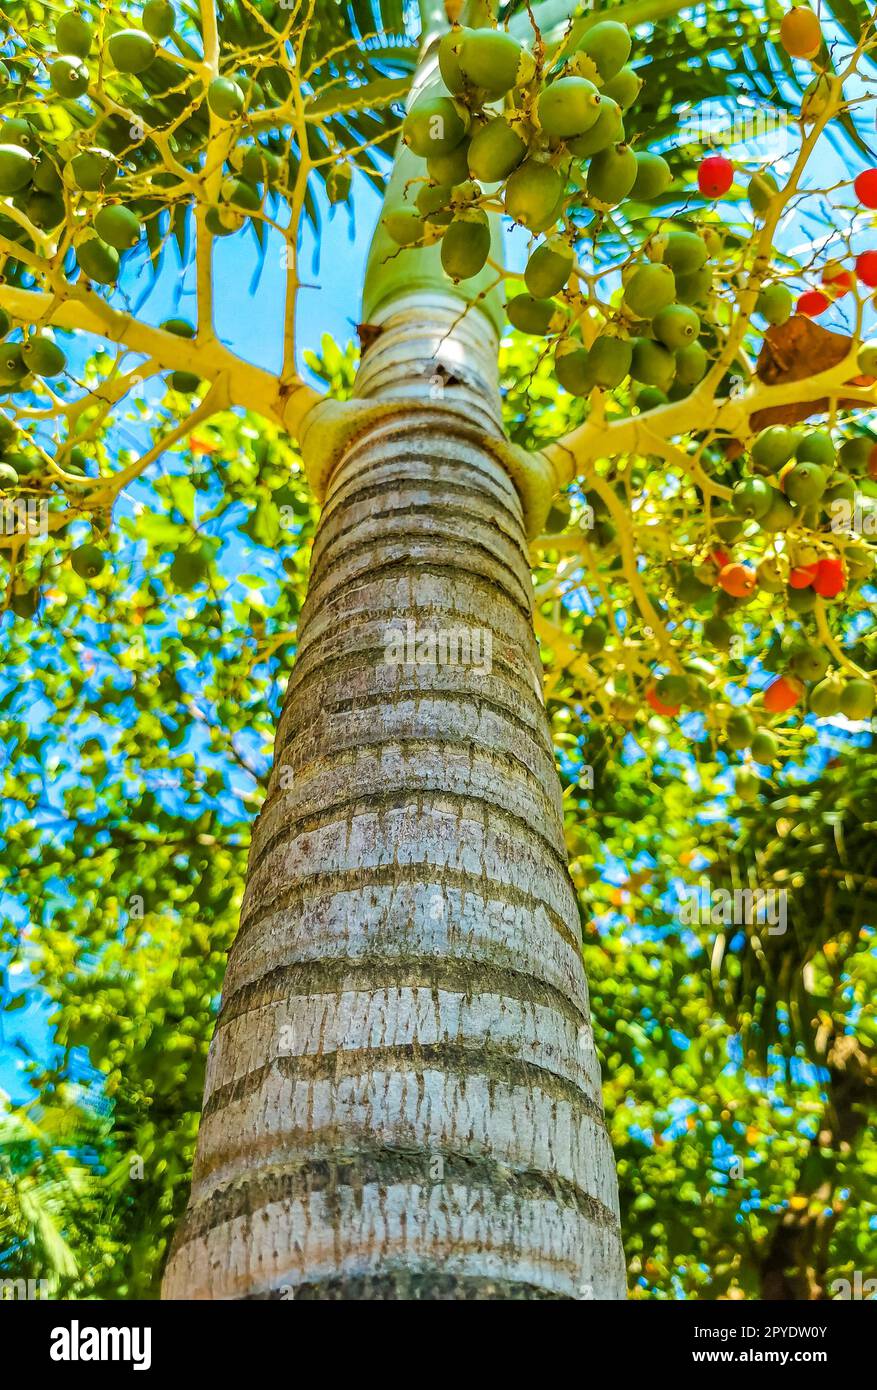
{"left": 162, "top": 292, "right": 625, "bottom": 1300}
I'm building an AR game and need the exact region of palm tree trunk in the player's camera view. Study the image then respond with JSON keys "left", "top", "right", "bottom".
{"left": 162, "top": 286, "right": 625, "bottom": 1299}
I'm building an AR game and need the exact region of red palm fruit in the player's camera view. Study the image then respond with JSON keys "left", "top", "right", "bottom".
{"left": 763, "top": 675, "right": 804, "bottom": 713}
{"left": 813, "top": 556, "right": 845, "bottom": 597}
{"left": 855, "top": 250, "right": 877, "bottom": 287}
{"left": 854, "top": 169, "right": 877, "bottom": 208}
{"left": 646, "top": 686, "right": 680, "bottom": 716}
{"left": 698, "top": 154, "right": 733, "bottom": 197}
{"left": 797, "top": 289, "right": 830, "bottom": 316}
{"left": 789, "top": 563, "right": 819, "bottom": 588}
{"left": 718, "top": 562, "right": 756, "bottom": 597}
{"left": 821, "top": 263, "right": 854, "bottom": 297}
{"left": 710, "top": 547, "right": 732, "bottom": 570}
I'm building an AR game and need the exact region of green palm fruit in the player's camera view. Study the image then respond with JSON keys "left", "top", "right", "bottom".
{"left": 205, "top": 205, "right": 242, "bottom": 237}
{"left": 751, "top": 729, "right": 778, "bottom": 763}
{"left": 673, "top": 266, "right": 712, "bottom": 304}
{"left": 441, "top": 208, "right": 490, "bottom": 280}
{"left": 71, "top": 543, "right": 105, "bottom": 579}
{"left": 507, "top": 293, "right": 566, "bottom": 335}
{"left": 857, "top": 342, "right": 877, "bottom": 376}
{"left": 416, "top": 183, "right": 454, "bottom": 224}
{"left": 732, "top": 476, "right": 773, "bottom": 519}
{"left": 33, "top": 153, "right": 62, "bottom": 192}
{"left": 220, "top": 177, "right": 261, "bottom": 211}
{"left": 601, "top": 65, "right": 642, "bottom": 110}
{"left": 94, "top": 204, "right": 142, "bottom": 249}
{"left": 171, "top": 371, "right": 201, "bottom": 392}
{"left": 726, "top": 709, "right": 755, "bottom": 750}
{"left": 657, "top": 673, "right": 688, "bottom": 706}
{"left": 458, "top": 29, "right": 535, "bottom": 94}
{"left": 631, "top": 337, "right": 676, "bottom": 391}
{"left": 26, "top": 192, "right": 65, "bottom": 229}
{"left": 637, "top": 386, "right": 668, "bottom": 410}
{"left": 790, "top": 643, "right": 830, "bottom": 682}
{"left": 467, "top": 117, "right": 527, "bottom": 182}
{"left": 0, "top": 145, "right": 34, "bottom": 194}
{"left": 588, "top": 335, "right": 632, "bottom": 388}
{"left": 208, "top": 76, "right": 245, "bottom": 121}
{"left": 504, "top": 159, "right": 563, "bottom": 231}
{"left": 838, "top": 436, "right": 872, "bottom": 474}
{"left": 240, "top": 146, "right": 283, "bottom": 186}
{"left": 714, "top": 511, "right": 744, "bottom": 542}
{"left": 55, "top": 13, "right": 93, "bottom": 56}
{"left": 566, "top": 99, "right": 623, "bottom": 157}
{"left": 839, "top": 679, "right": 875, "bottom": 719}
{"left": 384, "top": 208, "right": 427, "bottom": 246}
{"left": 68, "top": 148, "right": 116, "bottom": 191}
{"left": 143, "top": 0, "right": 176, "bottom": 40}
{"left": 756, "top": 557, "right": 785, "bottom": 591}
{"left": 796, "top": 431, "right": 835, "bottom": 468}
{"left": 525, "top": 236, "right": 574, "bottom": 297}
{"left": 756, "top": 282, "right": 793, "bottom": 325}
{"left": 735, "top": 769, "right": 760, "bottom": 802}
{"left": 824, "top": 475, "right": 856, "bottom": 506}
{"left": 21, "top": 337, "right": 66, "bottom": 377}
{"left": 704, "top": 614, "right": 734, "bottom": 649}
{"left": 675, "top": 340, "right": 708, "bottom": 386}
{"left": 161, "top": 319, "right": 196, "bottom": 339}
{"left": 630, "top": 152, "right": 671, "bottom": 200}
{"left": 652, "top": 303, "right": 699, "bottom": 349}
{"left": 554, "top": 339, "right": 594, "bottom": 395}
{"left": 748, "top": 172, "right": 778, "bottom": 214}
{"left": 325, "top": 162, "right": 352, "bottom": 204}
{"left": 586, "top": 142, "right": 637, "bottom": 205}
{"left": 50, "top": 54, "right": 90, "bottom": 97}
{"left": 675, "top": 565, "right": 711, "bottom": 603}
{"left": 662, "top": 229, "right": 707, "bottom": 275}
{"left": 237, "top": 77, "right": 264, "bottom": 110}
{"left": 580, "top": 618, "right": 608, "bottom": 654}
{"left": 622, "top": 263, "right": 676, "bottom": 318}
{"left": 845, "top": 544, "right": 873, "bottom": 581}
{"left": 427, "top": 143, "right": 470, "bottom": 184}
{"left": 0, "top": 461, "right": 18, "bottom": 488}
{"left": 783, "top": 460, "right": 826, "bottom": 504}
{"left": 0, "top": 344, "right": 27, "bottom": 385}
{"left": 536, "top": 77, "right": 603, "bottom": 139}
{"left": 107, "top": 29, "right": 157, "bottom": 74}
{"left": 575, "top": 20, "right": 631, "bottom": 82}
{"left": 75, "top": 235, "right": 120, "bottom": 284}
{"left": 788, "top": 586, "right": 817, "bottom": 613}
{"left": 758, "top": 490, "right": 796, "bottom": 531}
{"left": 438, "top": 27, "right": 468, "bottom": 94}
{"left": 809, "top": 676, "right": 843, "bottom": 716}
{"left": 0, "top": 119, "right": 38, "bottom": 150}
{"left": 801, "top": 73, "right": 832, "bottom": 122}
{"left": 403, "top": 96, "right": 469, "bottom": 157}
{"left": 752, "top": 425, "right": 796, "bottom": 470}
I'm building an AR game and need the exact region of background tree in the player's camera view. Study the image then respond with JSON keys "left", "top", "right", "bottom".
{"left": 0, "top": 0, "right": 875, "bottom": 1299}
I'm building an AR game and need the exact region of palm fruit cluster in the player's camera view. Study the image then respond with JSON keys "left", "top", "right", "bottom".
{"left": 0, "top": 0, "right": 357, "bottom": 503}
{"left": 388, "top": 19, "right": 730, "bottom": 400}
{"left": 619, "top": 411, "right": 876, "bottom": 761}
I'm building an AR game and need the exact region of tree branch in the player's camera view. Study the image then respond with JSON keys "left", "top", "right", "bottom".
{"left": 0, "top": 284, "right": 322, "bottom": 442}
